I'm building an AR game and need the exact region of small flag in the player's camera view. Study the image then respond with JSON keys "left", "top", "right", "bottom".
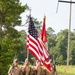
{"left": 41, "top": 16, "right": 47, "bottom": 43}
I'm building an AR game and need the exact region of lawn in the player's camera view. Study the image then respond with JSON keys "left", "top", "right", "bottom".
{"left": 56, "top": 65, "right": 75, "bottom": 75}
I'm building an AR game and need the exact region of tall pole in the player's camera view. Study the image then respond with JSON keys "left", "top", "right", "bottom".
{"left": 67, "top": 0, "right": 72, "bottom": 66}
{"left": 27, "top": 8, "right": 31, "bottom": 59}
{"left": 57, "top": 0, "right": 75, "bottom": 66}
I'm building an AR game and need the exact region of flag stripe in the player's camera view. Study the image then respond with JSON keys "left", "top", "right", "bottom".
{"left": 38, "top": 38, "right": 49, "bottom": 58}
{"left": 27, "top": 35, "right": 40, "bottom": 60}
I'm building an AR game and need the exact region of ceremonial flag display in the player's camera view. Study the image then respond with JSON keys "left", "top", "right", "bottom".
{"left": 26, "top": 15, "right": 51, "bottom": 71}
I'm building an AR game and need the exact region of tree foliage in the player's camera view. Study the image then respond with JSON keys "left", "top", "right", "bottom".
{"left": 0, "top": 0, "right": 29, "bottom": 75}
{"left": 47, "top": 29, "right": 75, "bottom": 65}
{"left": 17, "top": 30, "right": 27, "bottom": 62}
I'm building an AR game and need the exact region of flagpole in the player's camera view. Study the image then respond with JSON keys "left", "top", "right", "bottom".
{"left": 27, "top": 50, "right": 29, "bottom": 59}
{"left": 27, "top": 8, "right": 32, "bottom": 59}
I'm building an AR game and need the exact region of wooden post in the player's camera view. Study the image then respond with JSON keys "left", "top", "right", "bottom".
{"left": 57, "top": 0, "right": 75, "bottom": 66}
{"left": 67, "top": 0, "right": 72, "bottom": 66}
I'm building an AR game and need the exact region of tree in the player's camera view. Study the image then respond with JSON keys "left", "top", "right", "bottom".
{"left": 17, "top": 30, "right": 27, "bottom": 62}
{"left": 70, "top": 31, "right": 75, "bottom": 65}
{"left": 0, "top": 33, "right": 21, "bottom": 75}
{"left": 47, "top": 27, "right": 55, "bottom": 35}
{"left": 0, "top": 0, "right": 29, "bottom": 37}
{"left": 55, "top": 29, "right": 68, "bottom": 64}
{"left": 46, "top": 27, "right": 56, "bottom": 59}
{"left": 0, "top": 0, "right": 29, "bottom": 75}
{"left": 70, "top": 40, "right": 75, "bottom": 65}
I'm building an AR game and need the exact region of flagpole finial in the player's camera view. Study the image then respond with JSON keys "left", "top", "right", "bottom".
{"left": 44, "top": 15, "right": 46, "bottom": 19}
{"left": 44, "top": 13, "right": 46, "bottom": 18}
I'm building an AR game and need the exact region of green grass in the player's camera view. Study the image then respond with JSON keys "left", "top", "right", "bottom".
{"left": 56, "top": 65, "right": 75, "bottom": 75}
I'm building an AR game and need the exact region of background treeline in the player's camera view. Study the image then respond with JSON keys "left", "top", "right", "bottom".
{"left": 0, "top": 0, "right": 75, "bottom": 75}
{"left": 18, "top": 27, "right": 75, "bottom": 66}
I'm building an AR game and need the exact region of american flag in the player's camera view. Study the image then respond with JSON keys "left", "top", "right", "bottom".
{"left": 26, "top": 15, "right": 51, "bottom": 71}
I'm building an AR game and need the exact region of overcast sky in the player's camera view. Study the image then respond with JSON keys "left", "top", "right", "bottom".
{"left": 15, "top": 0, "right": 75, "bottom": 34}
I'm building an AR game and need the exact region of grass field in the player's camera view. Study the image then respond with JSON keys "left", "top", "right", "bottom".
{"left": 56, "top": 65, "right": 75, "bottom": 75}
